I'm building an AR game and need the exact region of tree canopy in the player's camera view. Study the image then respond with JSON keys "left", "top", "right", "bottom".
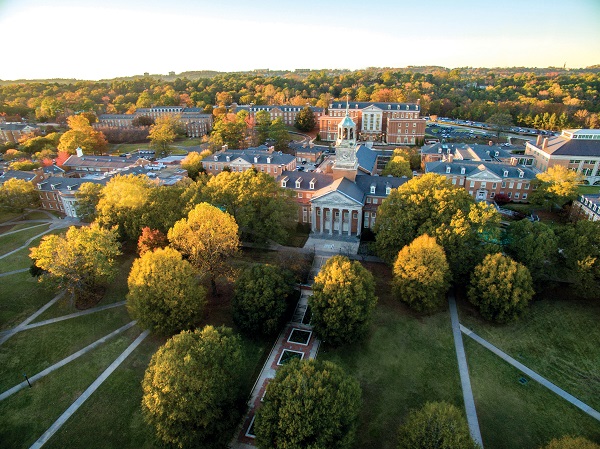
{"left": 57, "top": 114, "right": 107, "bottom": 155}
{"left": 74, "top": 182, "right": 103, "bottom": 222}
{"left": 127, "top": 246, "right": 205, "bottom": 335}
{"left": 232, "top": 264, "right": 295, "bottom": 337}
{"left": 294, "top": 106, "right": 316, "bottom": 131}
{"left": 530, "top": 165, "right": 583, "bottom": 210}
{"left": 309, "top": 255, "right": 377, "bottom": 345}
{"left": 382, "top": 155, "right": 412, "bottom": 178}
{"left": 181, "top": 150, "right": 210, "bottom": 180}
{"left": 397, "top": 402, "right": 479, "bottom": 449}
{"left": 268, "top": 118, "right": 291, "bottom": 151}
{"left": 0, "top": 178, "right": 40, "bottom": 212}
{"left": 468, "top": 253, "right": 534, "bottom": 323}
{"left": 30, "top": 224, "right": 121, "bottom": 305}
{"left": 168, "top": 202, "right": 240, "bottom": 294}
{"left": 148, "top": 114, "right": 184, "bottom": 157}
{"left": 393, "top": 234, "right": 451, "bottom": 312}
{"left": 203, "top": 169, "right": 296, "bottom": 243}
{"left": 142, "top": 326, "right": 244, "bottom": 449}
{"left": 255, "top": 359, "right": 361, "bottom": 449}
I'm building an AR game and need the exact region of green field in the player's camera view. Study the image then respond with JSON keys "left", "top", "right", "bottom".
{"left": 0, "top": 224, "right": 50, "bottom": 256}
{"left": 578, "top": 185, "right": 600, "bottom": 195}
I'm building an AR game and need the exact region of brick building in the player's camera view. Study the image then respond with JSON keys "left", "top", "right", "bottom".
{"left": 232, "top": 104, "right": 324, "bottom": 127}
{"left": 425, "top": 160, "right": 537, "bottom": 202}
{"left": 201, "top": 146, "right": 296, "bottom": 177}
{"left": 525, "top": 129, "right": 600, "bottom": 185}
{"left": 318, "top": 101, "right": 426, "bottom": 145}
{"left": 0, "top": 123, "right": 39, "bottom": 143}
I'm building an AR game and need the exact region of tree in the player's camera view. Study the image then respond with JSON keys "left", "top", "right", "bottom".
{"left": 57, "top": 115, "right": 108, "bottom": 155}
{"left": 232, "top": 264, "right": 295, "bottom": 337}
{"left": 254, "top": 110, "right": 272, "bottom": 145}
{"left": 540, "top": 436, "right": 600, "bottom": 449}
{"left": 268, "top": 118, "right": 290, "bottom": 151}
{"left": 168, "top": 203, "right": 240, "bottom": 295}
{"left": 468, "top": 253, "right": 534, "bottom": 323}
{"left": 148, "top": 115, "right": 182, "bottom": 157}
{"left": 505, "top": 220, "right": 559, "bottom": 285}
{"left": 309, "top": 255, "right": 377, "bottom": 345}
{"left": 131, "top": 115, "right": 154, "bottom": 127}
{"left": 393, "top": 234, "right": 451, "bottom": 312}
{"left": 180, "top": 150, "right": 207, "bottom": 180}
{"left": 530, "top": 165, "right": 583, "bottom": 211}
{"left": 397, "top": 402, "right": 478, "bottom": 449}
{"left": 255, "top": 359, "right": 361, "bottom": 449}
{"left": 140, "top": 183, "right": 189, "bottom": 234}
{"left": 294, "top": 106, "right": 316, "bottom": 131}
{"left": 382, "top": 155, "right": 412, "bottom": 178}
{"left": 95, "top": 174, "right": 152, "bottom": 240}
{"left": 393, "top": 147, "right": 421, "bottom": 171}
{"left": 74, "top": 182, "right": 103, "bottom": 222}
{"left": 0, "top": 178, "right": 40, "bottom": 212}
{"left": 486, "top": 112, "right": 513, "bottom": 137}
{"left": 557, "top": 220, "right": 600, "bottom": 298}
{"left": 203, "top": 169, "right": 297, "bottom": 244}
{"left": 30, "top": 224, "right": 121, "bottom": 305}
{"left": 9, "top": 160, "right": 41, "bottom": 171}
{"left": 142, "top": 326, "right": 244, "bottom": 449}
{"left": 127, "top": 247, "right": 205, "bottom": 335}
{"left": 209, "top": 112, "right": 248, "bottom": 150}
{"left": 137, "top": 227, "right": 168, "bottom": 255}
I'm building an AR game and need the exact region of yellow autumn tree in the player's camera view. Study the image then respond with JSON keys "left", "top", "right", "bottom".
{"left": 58, "top": 114, "right": 107, "bottom": 155}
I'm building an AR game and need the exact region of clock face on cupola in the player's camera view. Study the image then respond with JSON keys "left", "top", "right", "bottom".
{"left": 334, "top": 99, "right": 358, "bottom": 170}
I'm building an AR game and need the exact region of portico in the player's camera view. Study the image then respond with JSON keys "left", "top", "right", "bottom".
{"left": 309, "top": 177, "right": 364, "bottom": 237}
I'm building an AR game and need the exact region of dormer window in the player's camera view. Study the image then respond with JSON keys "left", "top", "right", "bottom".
{"left": 370, "top": 184, "right": 376, "bottom": 194}
{"left": 503, "top": 170, "right": 509, "bottom": 177}
{"left": 267, "top": 156, "right": 272, "bottom": 163}
{"left": 494, "top": 151, "right": 499, "bottom": 157}
{"left": 295, "top": 178, "right": 302, "bottom": 188}
{"left": 518, "top": 170, "right": 524, "bottom": 178}
{"left": 213, "top": 155, "right": 218, "bottom": 161}
{"left": 281, "top": 178, "right": 287, "bottom": 188}
{"left": 226, "top": 156, "right": 230, "bottom": 162}
{"left": 446, "top": 166, "right": 451, "bottom": 174}
{"left": 254, "top": 156, "right": 258, "bottom": 163}
{"left": 388, "top": 105, "right": 391, "bottom": 110}
{"left": 460, "top": 167, "right": 466, "bottom": 175}
{"left": 385, "top": 185, "right": 391, "bottom": 195}
{"left": 309, "top": 179, "right": 315, "bottom": 190}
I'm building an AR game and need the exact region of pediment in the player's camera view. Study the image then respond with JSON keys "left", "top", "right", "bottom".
{"left": 468, "top": 169, "right": 502, "bottom": 181}
{"left": 363, "top": 105, "right": 383, "bottom": 113}
{"left": 231, "top": 158, "right": 251, "bottom": 166}
{"left": 311, "top": 190, "right": 362, "bottom": 207}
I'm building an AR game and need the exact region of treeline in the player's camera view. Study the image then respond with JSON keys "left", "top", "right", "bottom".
{"left": 1, "top": 67, "right": 599, "bottom": 128}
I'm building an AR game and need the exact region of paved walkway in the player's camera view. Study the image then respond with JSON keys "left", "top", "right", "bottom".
{"left": 0, "top": 222, "right": 69, "bottom": 261}
{"left": 0, "top": 268, "right": 29, "bottom": 277}
{"left": 0, "top": 291, "right": 65, "bottom": 346}
{"left": 461, "top": 324, "right": 600, "bottom": 422}
{"left": 304, "top": 234, "right": 360, "bottom": 255}
{"left": 0, "top": 301, "right": 126, "bottom": 340}
{"left": 0, "top": 222, "right": 48, "bottom": 237}
{"left": 0, "top": 321, "right": 137, "bottom": 401}
{"left": 448, "top": 293, "right": 484, "bottom": 448}
{"left": 29, "top": 329, "right": 150, "bottom": 449}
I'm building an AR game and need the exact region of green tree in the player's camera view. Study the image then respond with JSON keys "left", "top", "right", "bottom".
{"left": 209, "top": 112, "right": 247, "bottom": 150}
{"left": 127, "top": 247, "right": 206, "bottom": 335}
{"left": 540, "top": 436, "right": 600, "bottom": 449}
{"left": 180, "top": 150, "right": 207, "bottom": 180}
{"left": 294, "top": 106, "right": 316, "bottom": 132}
{"left": 393, "top": 147, "right": 421, "bottom": 171}
{"left": 57, "top": 115, "right": 107, "bottom": 155}
{"left": 0, "top": 178, "right": 40, "bottom": 212}
{"left": 530, "top": 165, "right": 583, "bottom": 211}
{"left": 254, "top": 110, "right": 272, "bottom": 145}
{"left": 74, "top": 182, "right": 103, "bottom": 222}
{"left": 8, "top": 160, "right": 41, "bottom": 171}
{"left": 148, "top": 115, "right": 182, "bottom": 157}
{"left": 140, "top": 183, "right": 189, "bottom": 235}
{"left": 30, "top": 224, "right": 121, "bottom": 305}
{"left": 505, "top": 220, "right": 559, "bottom": 285}
{"left": 393, "top": 234, "right": 450, "bottom": 312}
{"left": 168, "top": 202, "right": 240, "bottom": 295}
{"left": 382, "top": 155, "right": 412, "bottom": 178}
{"left": 95, "top": 174, "right": 152, "bottom": 240}
{"left": 557, "top": 220, "right": 600, "bottom": 298}
{"left": 204, "top": 169, "right": 297, "bottom": 244}
{"left": 255, "top": 359, "right": 361, "bottom": 449}
{"left": 397, "top": 402, "right": 478, "bottom": 449}
{"left": 232, "top": 264, "right": 295, "bottom": 337}
{"left": 468, "top": 253, "right": 534, "bottom": 323}
{"left": 486, "top": 111, "right": 513, "bottom": 137}
{"left": 309, "top": 255, "right": 377, "bottom": 345}
{"left": 142, "top": 326, "right": 244, "bottom": 449}
{"left": 268, "top": 118, "right": 290, "bottom": 151}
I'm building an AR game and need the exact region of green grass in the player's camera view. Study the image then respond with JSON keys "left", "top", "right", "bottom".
{"left": 0, "top": 210, "right": 23, "bottom": 223}
{"left": 0, "top": 272, "right": 58, "bottom": 331}
{"left": 458, "top": 295, "right": 600, "bottom": 410}
{"left": 0, "top": 326, "right": 141, "bottom": 449}
{"left": 578, "top": 185, "right": 600, "bottom": 195}
{"left": 0, "top": 228, "right": 66, "bottom": 273}
{"left": 319, "top": 263, "right": 463, "bottom": 449}
{"left": 109, "top": 142, "right": 152, "bottom": 154}
{"left": 173, "top": 138, "right": 203, "bottom": 147}
{"left": 23, "top": 211, "right": 55, "bottom": 220}
{"left": 465, "top": 338, "right": 600, "bottom": 449}
{"left": 0, "top": 306, "right": 132, "bottom": 391}
{"left": 0, "top": 224, "right": 50, "bottom": 256}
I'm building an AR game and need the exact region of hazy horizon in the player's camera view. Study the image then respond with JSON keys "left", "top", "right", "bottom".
{"left": 1, "top": 0, "right": 599, "bottom": 81}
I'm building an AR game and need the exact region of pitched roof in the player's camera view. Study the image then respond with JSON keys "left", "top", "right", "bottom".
{"left": 355, "top": 174, "right": 408, "bottom": 196}
{"left": 425, "top": 160, "right": 536, "bottom": 180}
{"left": 36, "top": 176, "right": 106, "bottom": 192}
{"left": 312, "top": 177, "right": 365, "bottom": 204}
{"left": 530, "top": 135, "right": 600, "bottom": 157}
{"left": 0, "top": 170, "right": 38, "bottom": 183}
{"left": 356, "top": 145, "right": 379, "bottom": 173}
{"left": 330, "top": 101, "right": 420, "bottom": 111}
{"left": 204, "top": 148, "right": 295, "bottom": 165}
{"left": 279, "top": 171, "right": 334, "bottom": 190}
{"left": 289, "top": 142, "right": 328, "bottom": 154}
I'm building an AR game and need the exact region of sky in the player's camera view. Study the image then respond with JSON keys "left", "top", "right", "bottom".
{"left": 0, "top": 0, "right": 599, "bottom": 80}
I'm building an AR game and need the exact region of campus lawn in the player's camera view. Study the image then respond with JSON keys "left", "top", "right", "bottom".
{"left": 319, "top": 263, "right": 463, "bottom": 449}
{"left": 465, "top": 338, "right": 600, "bottom": 449}
{"left": 0, "top": 210, "right": 23, "bottom": 223}
{"left": 0, "top": 273, "right": 58, "bottom": 331}
{"left": 109, "top": 142, "right": 151, "bottom": 154}
{"left": 0, "top": 228, "right": 66, "bottom": 274}
{"left": 457, "top": 293, "right": 600, "bottom": 411}
{"left": 173, "top": 138, "right": 203, "bottom": 147}
{"left": 0, "top": 326, "right": 141, "bottom": 449}
{"left": 0, "top": 224, "right": 50, "bottom": 256}
{"left": 578, "top": 185, "right": 600, "bottom": 195}
{"left": 0, "top": 306, "right": 133, "bottom": 391}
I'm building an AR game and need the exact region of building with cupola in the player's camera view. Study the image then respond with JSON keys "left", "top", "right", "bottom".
{"left": 279, "top": 103, "right": 408, "bottom": 237}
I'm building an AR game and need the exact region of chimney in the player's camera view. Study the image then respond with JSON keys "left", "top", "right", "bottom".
{"left": 488, "top": 141, "right": 493, "bottom": 146}
{"left": 222, "top": 145, "right": 228, "bottom": 152}
{"left": 416, "top": 98, "right": 421, "bottom": 105}
{"left": 536, "top": 135, "right": 542, "bottom": 146}
{"left": 309, "top": 142, "right": 314, "bottom": 148}
{"left": 268, "top": 146, "right": 275, "bottom": 153}
{"left": 448, "top": 154, "right": 454, "bottom": 163}
{"left": 76, "top": 147, "right": 83, "bottom": 157}
{"left": 542, "top": 138, "right": 548, "bottom": 150}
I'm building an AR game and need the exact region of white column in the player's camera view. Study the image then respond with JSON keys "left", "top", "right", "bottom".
{"left": 357, "top": 210, "right": 362, "bottom": 237}
{"left": 348, "top": 209, "right": 353, "bottom": 236}
{"left": 329, "top": 208, "right": 333, "bottom": 235}
{"left": 320, "top": 207, "right": 324, "bottom": 233}
{"left": 339, "top": 209, "right": 344, "bottom": 235}
{"left": 311, "top": 206, "right": 317, "bottom": 233}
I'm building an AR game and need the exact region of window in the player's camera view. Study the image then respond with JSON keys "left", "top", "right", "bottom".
{"left": 366, "top": 197, "right": 372, "bottom": 203}
{"left": 522, "top": 193, "right": 528, "bottom": 200}
{"left": 509, "top": 182, "right": 514, "bottom": 188}
{"left": 515, "top": 193, "right": 520, "bottom": 199}
{"left": 517, "top": 183, "right": 522, "bottom": 190}
{"left": 460, "top": 179, "right": 465, "bottom": 186}
{"left": 281, "top": 180, "right": 287, "bottom": 188}
{"left": 490, "top": 192, "right": 495, "bottom": 198}
{"left": 452, "top": 178, "right": 457, "bottom": 185}
{"left": 297, "top": 192, "right": 303, "bottom": 198}
{"left": 501, "top": 181, "right": 506, "bottom": 188}
{"left": 373, "top": 198, "right": 378, "bottom": 204}
{"left": 492, "top": 183, "right": 497, "bottom": 189}
{"left": 302, "top": 207, "right": 308, "bottom": 223}
{"left": 370, "top": 185, "right": 376, "bottom": 194}
{"left": 480, "top": 182, "right": 486, "bottom": 188}
{"left": 364, "top": 212, "right": 370, "bottom": 227}
{"left": 508, "top": 192, "right": 512, "bottom": 198}
{"left": 469, "top": 181, "right": 475, "bottom": 188}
